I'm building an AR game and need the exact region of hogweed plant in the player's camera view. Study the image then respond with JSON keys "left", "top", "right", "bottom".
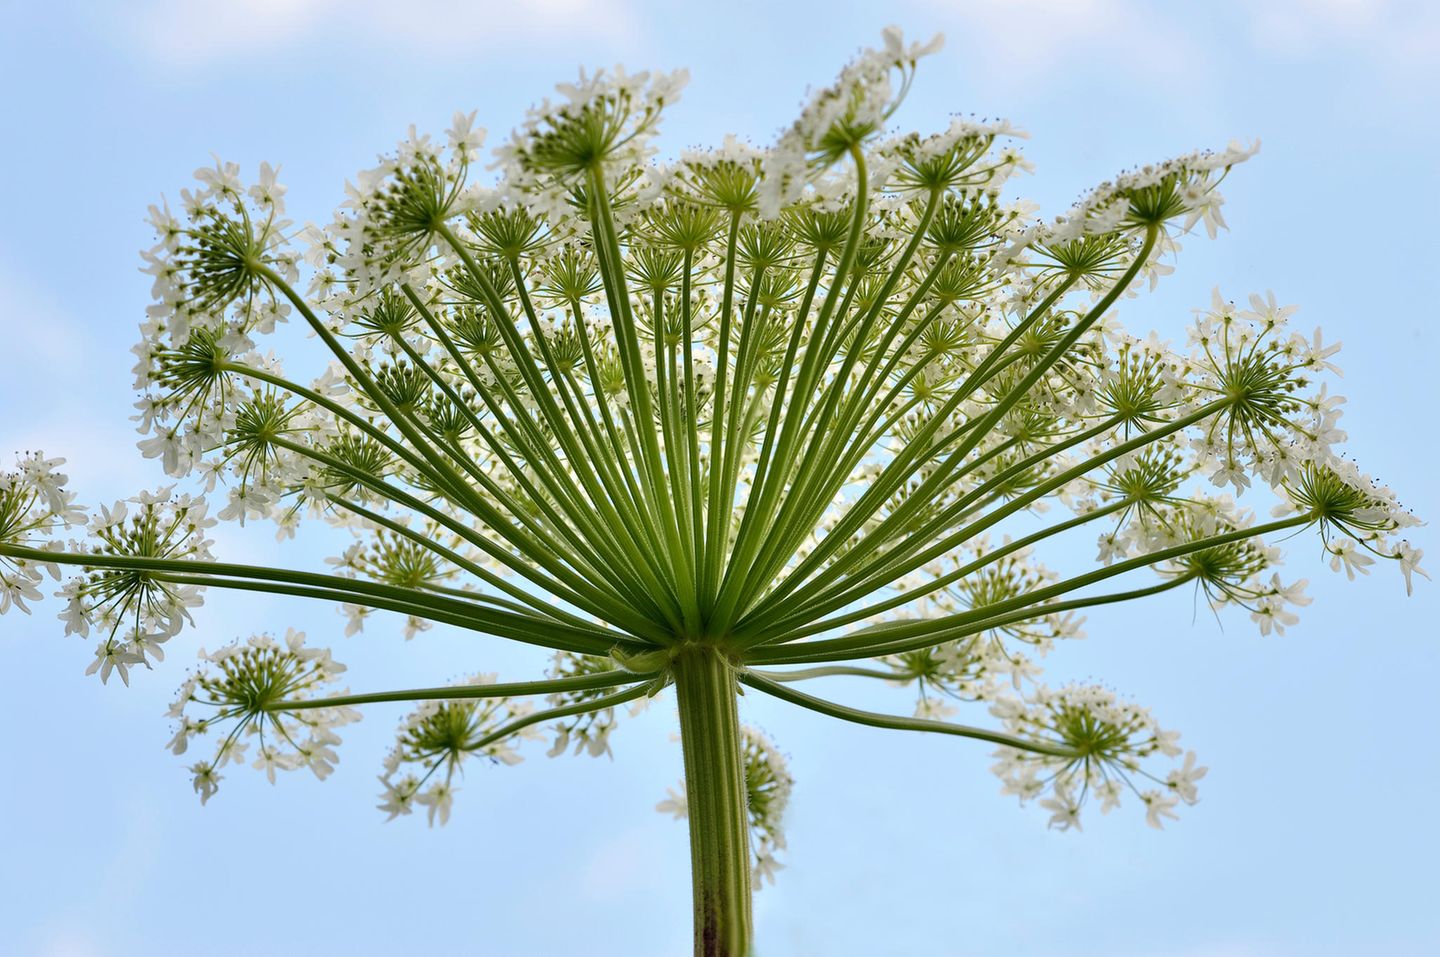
{"left": 0, "top": 27, "right": 1426, "bottom": 955}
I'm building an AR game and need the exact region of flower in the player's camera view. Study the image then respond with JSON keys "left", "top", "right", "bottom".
{"left": 85, "top": 637, "right": 146, "bottom": 686}
{"left": 1393, "top": 542, "right": 1429, "bottom": 596}
{"left": 1040, "top": 783, "right": 1083, "bottom": 831}
{"left": 655, "top": 786, "right": 688, "bottom": 820}
{"left": 1141, "top": 790, "right": 1182, "bottom": 829}
{"left": 417, "top": 780, "right": 457, "bottom": 827}
{"left": 376, "top": 674, "right": 539, "bottom": 826}
{"left": 1166, "top": 750, "right": 1208, "bottom": 804}
{"left": 545, "top": 651, "right": 625, "bottom": 758}
{"left": 167, "top": 630, "right": 358, "bottom": 802}
{"left": 759, "top": 26, "right": 942, "bottom": 216}
{"left": 990, "top": 683, "right": 1194, "bottom": 830}
{"left": 53, "top": 489, "right": 215, "bottom": 678}
{"left": 141, "top": 158, "right": 298, "bottom": 339}
{"left": 189, "top": 761, "right": 222, "bottom": 805}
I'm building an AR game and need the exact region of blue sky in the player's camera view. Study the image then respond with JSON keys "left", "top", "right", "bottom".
{"left": 1, "top": 1, "right": 1437, "bottom": 954}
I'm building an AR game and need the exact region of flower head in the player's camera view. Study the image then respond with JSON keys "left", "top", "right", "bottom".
{"left": 377, "top": 674, "right": 539, "bottom": 825}
{"left": 0, "top": 453, "right": 81, "bottom": 614}
{"left": 760, "top": 26, "right": 942, "bottom": 216}
{"left": 142, "top": 159, "right": 298, "bottom": 342}
{"left": 167, "top": 630, "right": 357, "bottom": 801}
{"left": 57, "top": 489, "right": 215, "bottom": 678}
{"left": 991, "top": 683, "right": 1198, "bottom": 830}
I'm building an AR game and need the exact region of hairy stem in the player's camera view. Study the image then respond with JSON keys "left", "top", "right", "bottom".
{"left": 672, "top": 645, "right": 752, "bottom": 956}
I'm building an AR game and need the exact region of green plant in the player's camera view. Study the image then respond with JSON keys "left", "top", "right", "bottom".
{"left": 0, "top": 27, "right": 1423, "bottom": 956}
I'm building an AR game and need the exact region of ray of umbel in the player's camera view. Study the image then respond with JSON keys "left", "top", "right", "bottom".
{"left": 0, "top": 26, "right": 1425, "bottom": 957}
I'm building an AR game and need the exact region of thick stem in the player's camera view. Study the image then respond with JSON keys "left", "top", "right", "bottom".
{"left": 672, "top": 646, "right": 752, "bottom": 956}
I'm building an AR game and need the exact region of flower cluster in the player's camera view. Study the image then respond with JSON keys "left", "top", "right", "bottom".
{"left": 877, "top": 539, "right": 1084, "bottom": 713}
{"left": 499, "top": 65, "right": 689, "bottom": 196}
{"left": 1185, "top": 288, "right": 1345, "bottom": 492}
{"left": 0, "top": 453, "right": 81, "bottom": 614}
{"left": 377, "top": 674, "right": 541, "bottom": 827}
{"left": 882, "top": 638, "right": 995, "bottom": 719}
{"left": 58, "top": 488, "right": 216, "bottom": 684}
{"left": 1045, "top": 140, "right": 1258, "bottom": 245}
{"left": 141, "top": 158, "right": 298, "bottom": 344}
{"left": 544, "top": 651, "right": 626, "bottom": 758}
{"left": 760, "top": 27, "right": 944, "bottom": 215}
{"left": 1283, "top": 459, "right": 1426, "bottom": 592}
{"left": 990, "top": 684, "right": 1203, "bottom": 830}
{"left": 740, "top": 725, "right": 795, "bottom": 885}
{"left": 331, "top": 120, "right": 478, "bottom": 293}
{"left": 327, "top": 523, "right": 462, "bottom": 640}
{"left": 880, "top": 116, "right": 1032, "bottom": 199}
{"left": 166, "top": 630, "right": 357, "bottom": 804}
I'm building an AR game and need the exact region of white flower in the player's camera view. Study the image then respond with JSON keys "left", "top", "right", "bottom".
{"left": 1096, "top": 779, "right": 1124, "bottom": 815}
{"left": 1393, "top": 542, "right": 1428, "bottom": 596}
{"left": 189, "top": 762, "right": 222, "bottom": 805}
{"left": 655, "top": 785, "right": 688, "bottom": 820}
{"left": 1209, "top": 461, "right": 1252, "bottom": 493}
{"left": 341, "top": 603, "right": 372, "bottom": 636}
{"left": 298, "top": 736, "right": 340, "bottom": 780}
{"left": 417, "top": 781, "right": 456, "bottom": 827}
{"left": 446, "top": 109, "right": 487, "bottom": 162}
{"left": 377, "top": 775, "right": 420, "bottom": 820}
{"left": 85, "top": 639, "right": 144, "bottom": 686}
{"left": 881, "top": 24, "right": 944, "bottom": 62}
{"left": 1326, "top": 537, "right": 1374, "bottom": 579}
{"left": 1040, "top": 784, "right": 1082, "bottom": 831}
{"left": 254, "top": 744, "right": 299, "bottom": 784}
{"left": 753, "top": 846, "right": 785, "bottom": 887}
{"left": 1166, "top": 751, "right": 1208, "bottom": 805}
{"left": 1141, "top": 790, "right": 1181, "bottom": 829}
{"left": 914, "top": 696, "right": 959, "bottom": 720}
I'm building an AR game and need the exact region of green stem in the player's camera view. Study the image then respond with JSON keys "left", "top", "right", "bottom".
{"left": 672, "top": 645, "right": 752, "bottom": 956}
{"left": 269, "top": 669, "right": 652, "bottom": 711}
{"left": 760, "top": 497, "right": 1130, "bottom": 643}
{"left": 754, "top": 577, "right": 1190, "bottom": 665}
{"left": 739, "top": 671, "right": 1080, "bottom": 758}
{"left": 470, "top": 679, "right": 665, "bottom": 753}
{"left": 749, "top": 665, "right": 898, "bottom": 682}
{"left": 751, "top": 515, "right": 1311, "bottom": 664}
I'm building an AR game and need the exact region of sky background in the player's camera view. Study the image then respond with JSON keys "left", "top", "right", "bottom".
{"left": 2, "top": 1, "right": 1438, "bottom": 955}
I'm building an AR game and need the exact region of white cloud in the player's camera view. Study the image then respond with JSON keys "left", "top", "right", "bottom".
{"left": 1245, "top": 0, "right": 1440, "bottom": 75}
{"left": 913, "top": 0, "right": 1208, "bottom": 89}
{"left": 913, "top": 0, "right": 1438, "bottom": 91}
{"left": 112, "top": 0, "right": 642, "bottom": 67}
{"left": 33, "top": 932, "right": 108, "bottom": 957}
